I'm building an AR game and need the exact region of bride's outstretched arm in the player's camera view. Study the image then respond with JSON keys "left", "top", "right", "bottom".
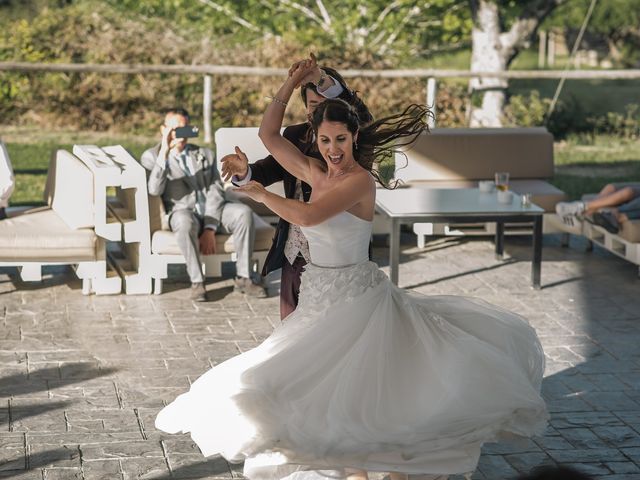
{"left": 235, "top": 174, "right": 374, "bottom": 227}
{"left": 258, "top": 58, "right": 317, "bottom": 186}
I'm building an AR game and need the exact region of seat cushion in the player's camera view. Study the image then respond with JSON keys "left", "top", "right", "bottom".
{"left": 508, "top": 179, "right": 568, "bottom": 212}
{"left": 0, "top": 208, "right": 98, "bottom": 261}
{"left": 403, "top": 179, "right": 566, "bottom": 213}
{"left": 152, "top": 213, "right": 275, "bottom": 255}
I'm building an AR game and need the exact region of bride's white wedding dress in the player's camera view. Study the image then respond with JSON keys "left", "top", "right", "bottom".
{"left": 156, "top": 211, "right": 547, "bottom": 479}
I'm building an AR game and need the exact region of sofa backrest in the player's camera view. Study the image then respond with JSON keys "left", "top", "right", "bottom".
{"left": 215, "top": 127, "right": 276, "bottom": 163}
{"left": 46, "top": 150, "right": 95, "bottom": 229}
{"left": 394, "top": 127, "right": 554, "bottom": 183}
{"left": 215, "top": 127, "right": 285, "bottom": 216}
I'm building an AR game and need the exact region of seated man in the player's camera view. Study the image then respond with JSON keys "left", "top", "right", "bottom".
{"left": 142, "top": 108, "right": 266, "bottom": 301}
{"left": 556, "top": 183, "right": 640, "bottom": 234}
{"left": 0, "top": 140, "right": 15, "bottom": 220}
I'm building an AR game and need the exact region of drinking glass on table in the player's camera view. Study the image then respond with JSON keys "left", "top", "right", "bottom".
{"left": 495, "top": 172, "right": 510, "bottom": 192}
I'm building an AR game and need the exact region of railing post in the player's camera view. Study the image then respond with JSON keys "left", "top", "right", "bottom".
{"left": 426, "top": 77, "right": 437, "bottom": 129}
{"left": 203, "top": 75, "right": 212, "bottom": 144}
{"left": 538, "top": 30, "right": 547, "bottom": 68}
{"left": 547, "top": 31, "right": 556, "bottom": 67}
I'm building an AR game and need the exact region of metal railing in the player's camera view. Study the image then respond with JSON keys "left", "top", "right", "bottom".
{"left": 2, "top": 61, "right": 639, "bottom": 141}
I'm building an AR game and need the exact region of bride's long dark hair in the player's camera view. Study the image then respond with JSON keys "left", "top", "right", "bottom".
{"left": 310, "top": 99, "right": 433, "bottom": 188}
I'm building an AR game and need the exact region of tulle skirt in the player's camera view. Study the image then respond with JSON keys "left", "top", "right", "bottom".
{"left": 155, "top": 261, "right": 547, "bottom": 479}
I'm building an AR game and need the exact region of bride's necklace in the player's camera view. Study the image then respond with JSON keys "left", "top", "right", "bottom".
{"left": 327, "top": 162, "right": 357, "bottom": 179}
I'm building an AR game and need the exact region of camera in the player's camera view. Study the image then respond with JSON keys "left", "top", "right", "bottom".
{"left": 174, "top": 125, "right": 199, "bottom": 139}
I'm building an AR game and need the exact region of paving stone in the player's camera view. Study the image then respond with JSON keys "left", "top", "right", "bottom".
{"left": 605, "top": 461, "right": 640, "bottom": 474}
{"left": 581, "top": 392, "right": 640, "bottom": 411}
{"left": 81, "top": 459, "right": 123, "bottom": 479}
{"left": 42, "top": 468, "right": 83, "bottom": 479}
{"left": 557, "top": 428, "right": 609, "bottom": 449}
{"left": 477, "top": 454, "right": 518, "bottom": 478}
{"left": 0, "top": 470, "right": 45, "bottom": 479}
{"left": 597, "top": 476, "right": 640, "bottom": 480}
{"left": 26, "top": 444, "right": 81, "bottom": 469}
{"left": 546, "top": 448, "right": 627, "bottom": 463}
{"left": 592, "top": 425, "right": 640, "bottom": 448}
{"left": 3, "top": 238, "right": 640, "bottom": 477}
{"left": 550, "top": 412, "right": 626, "bottom": 429}
{"left": 164, "top": 454, "right": 232, "bottom": 479}
{"left": 80, "top": 441, "right": 164, "bottom": 461}
{"left": 504, "top": 451, "right": 555, "bottom": 473}
{"left": 621, "top": 447, "right": 640, "bottom": 462}
{"left": 0, "top": 447, "right": 25, "bottom": 471}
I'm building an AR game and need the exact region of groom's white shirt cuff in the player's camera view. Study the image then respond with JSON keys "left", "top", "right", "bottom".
{"left": 232, "top": 169, "right": 252, "bottom": 186}
{"left": 318, "top": 76, "right": 344, "bottom": 99}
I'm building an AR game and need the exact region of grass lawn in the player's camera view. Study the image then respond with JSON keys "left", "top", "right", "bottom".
{"left": 2, "top": 126, "right": 640, "bottom": 206}
{"left": 553, "top": 136, "right": 640, "bottom": 199}
{"left": 3, "top": 126, "right": 156, "bottom": 206}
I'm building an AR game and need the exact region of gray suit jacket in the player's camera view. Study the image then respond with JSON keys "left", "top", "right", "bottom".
{"left": 141, "top": 143, "right": 227, "bottom": 229}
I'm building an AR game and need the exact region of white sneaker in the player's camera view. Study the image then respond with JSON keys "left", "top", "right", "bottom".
{"left": 555, "top": 200, "right": 585, "bottom": 217}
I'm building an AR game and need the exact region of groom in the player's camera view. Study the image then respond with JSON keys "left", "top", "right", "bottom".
{"left": 222, "top": 61, "right": 371, "bottom": 319}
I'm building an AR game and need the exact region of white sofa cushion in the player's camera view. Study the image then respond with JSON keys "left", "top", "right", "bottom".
{"left": 151, "top": 213, "right": 274, "bottom": 255}
{"left": 0, "top": 208, "right": 98, "bottom": 261}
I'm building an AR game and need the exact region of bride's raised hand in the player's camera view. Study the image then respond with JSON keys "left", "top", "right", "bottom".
{"left": 287, "top": 53, "right": 317, "bottom": 77}
{"left": 233, "top": 181, "right": 268, "bottom": 203}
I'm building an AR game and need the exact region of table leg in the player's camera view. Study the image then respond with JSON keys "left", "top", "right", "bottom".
{"left": 495, "top": 221, "right": 505, "bottom": 260}
{"left": 532, "top": 215, "right": 543, "bottom": 289}
{"left": 389, "top": 217, "right": 400, "bottom": 285}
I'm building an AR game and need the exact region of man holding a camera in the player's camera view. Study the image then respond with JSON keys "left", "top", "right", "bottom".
{"left": 142, "top": 107, "right": 267, "bottom": 301}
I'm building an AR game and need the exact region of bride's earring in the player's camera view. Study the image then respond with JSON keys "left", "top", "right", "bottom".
{"left": 353, "top": 140, "right": 358, "bottom": 150}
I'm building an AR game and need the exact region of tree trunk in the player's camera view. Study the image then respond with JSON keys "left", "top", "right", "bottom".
{"left": 468, "top": 0, "right": 563, "bottom": 127}
{"left": 469, "top": 1, "right": 508, "bottom": 127}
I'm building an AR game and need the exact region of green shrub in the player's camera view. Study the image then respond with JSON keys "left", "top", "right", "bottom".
{"left": 588, "top": 104, "right": 640, "bottom": 140}
{"left": 503, "top": 90, "right": 549, "bottom": 127}
{"left": 504, "top": 90, "right": 595, "bottom": 138}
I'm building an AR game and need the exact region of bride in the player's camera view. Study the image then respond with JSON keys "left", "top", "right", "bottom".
{"left": 155, "top": 56, "right": 548, "bottom": 480}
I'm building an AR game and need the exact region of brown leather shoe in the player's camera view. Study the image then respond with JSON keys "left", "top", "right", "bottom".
{"left": 233, "top": 277, "right": 267, "bottom": 298}
{"left": 190, "top": 282, "right": 207, "bottom": 302}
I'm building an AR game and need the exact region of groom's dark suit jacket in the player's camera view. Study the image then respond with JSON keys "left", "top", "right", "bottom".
{"left": 249, "top": 122, "right": 319, "bottom": 276}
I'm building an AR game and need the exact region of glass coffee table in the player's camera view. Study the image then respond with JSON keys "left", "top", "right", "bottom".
{"left": 375, "top": 187, "right": 545, "bottom": 289}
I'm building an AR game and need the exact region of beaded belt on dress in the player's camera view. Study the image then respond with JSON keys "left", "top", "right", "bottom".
{"left": 308, "top": 259, "right": 368, "bottom": 269}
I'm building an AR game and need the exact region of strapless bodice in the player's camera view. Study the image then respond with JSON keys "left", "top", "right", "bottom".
{"left": 300, "top": 211, "right": 372, "bottom": 267}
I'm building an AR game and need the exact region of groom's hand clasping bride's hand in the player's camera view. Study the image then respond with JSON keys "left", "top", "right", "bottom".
{"left": 288, "top": 53, "right": 318, "bottom": 89}
{"left": 220, "top": 146, "right": 249, "bottom": 182}
{"left": 233, "top": 181, "right": 268, "bottom": 203}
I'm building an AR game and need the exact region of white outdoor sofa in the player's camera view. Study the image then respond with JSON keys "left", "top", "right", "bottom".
{"left": 0, "top": 150, "right": 118, "bottom": 294}
{"left": 555, "top": 184, "right": 640, "bottom": 276}
{"left": 394, "top": 127, "right": 568, "bottom": 246}
{"left": 145, "top": 127, "right": 277, "bottom": 294}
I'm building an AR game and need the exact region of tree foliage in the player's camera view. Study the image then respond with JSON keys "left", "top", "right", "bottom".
{"left": 105, "top": 0, "right": 472, "bottom": 63}
{"left": 543, "top": 0, "right": 640, "bottom": 66}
